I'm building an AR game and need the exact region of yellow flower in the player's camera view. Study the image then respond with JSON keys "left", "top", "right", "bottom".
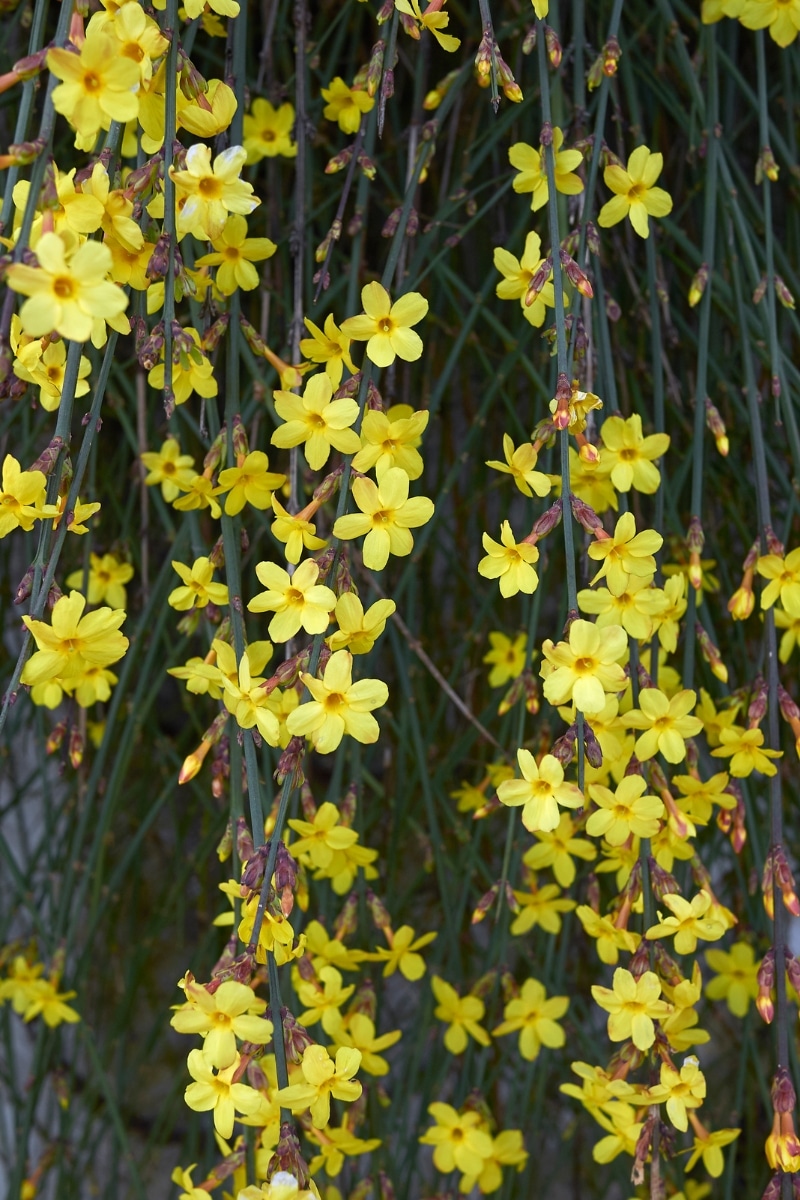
{"left": 431, "top": 975, "right": 491, "bottom": 1054}
{"left": 458, "top": 1128, "right": 528, "bottom": 1196}
{"left": 276, "top": 1044, "right": 362, "bottom": 1129}
{"left": 591, "top": 967, "right": 671, "bottom": 1051}
{"left": 492, "top": 978, "right": 569, "bottom": 1061}
{"left": 486, "top": 433, "right": 551, "bottom": 497}
{"left": 15, "top": 337, "right": 92, "bottom": 413}
{"left": 333, "top": 468, "right": 434, "bottom": 571}
{"left": 47, "top": 29, "right": 140, "bottom": 146}
{"left": 624, "top": 687, "right": 704, "bottom": 763}
{"left": 598, "top": 145, "right": 673, "bottom": 238}
{"left": 173, "top": 475, "right": 224, "bottom": 518}
{"left": 586, "top": 775, "right": 664, "bottom": 845}
{"left": 287, "top": 650, "right": 388, "bottom": 754}
{"left": 575, "top": 905, "right": 641, "bottom": 965}
{"left": 497, "top": 749, "right": 582, "bottom": 833}
{"left": 170, "top": 978, "right": 272, "bottom": 1069}
{"left": 493, "top": 231, "right": 555, "bottom": 327}
{"left": 646, "top": 891, "right": 727, "bottom": 955}
{"left": 685, "top": 1125, "right": 740, "bottom": 1177}
{"left": 168, "top": 557, "right": 229, "bottom": 611}
{"left": 351, "top": 407, "right": 429, "bottom": 480}
{"left": 321, "top": 77, "right": 374, "bottom": 134}
{"left": 775, "top": 606, "right": 800, "bottom": 661}
{"left": 299, "top": 315, "right": 355, "bottom": 386}
{"left": 19, "top": 977, "right": 80, "bottom": 1027}
{"left": 419, "top": 1103, "right": 494, "bottom": 1176}
{"left": 194, "top": 215, "right": 276, "bottom": 295}
{"left": 340, "top": 282, "right": 428, "bottom": 369}
{"left": 588, "top": 512, "right": 662, "bottom": 595}
{"left": 93, "top": 1, "right": 169, "bottom": 84}
{"left": 646, "top": 1056, "right": 706, "bottom": 1131}
{"left": 306, "top": 1122, "right": 381, "bottom": 1178}
{"left": 82, "top": 161, "right": 143, "bottom": 251}
{"left": 599, "top": 414, "right": 670, "bottom": 493}
{"left": 577, "top": 576, "right": 667, "bottom": 640}
{"left": 524, "top": 814, "right": 597, "bottom": 887}
{"left": 365, "top": 924, "right": 437, "bottom": 980}
{"left": 170, "top": 1164, "right": 210, "bottom": 1200}
{"left": 483, "top": 631, "right": 527, "bottom": 688}
{"left": 508, "top": 128, "right": 584, "bottom": 211}
{"left": 326, "top": 593, "right": 396, "bottom": 655}
{"left": 217, "top": 450, "right": 285, "bottom": 516}
{"left": 184, "top": 1049, "right": 264, "bottom": 1138}
{"left": 170, "top": 144, "right": 258, "bottom": 242}
{"left": 271, "top": 373, "right": 361, "bottom": 470}
{"left": 540, "top": 619, "right": 627, "bottom": 714}
{"left": 395, "top": 0, "right": 461, "bottom": 51}
{"left": 510, "top": 878, "right": 575, "bottom": 935}
{"left": 66, "top": 552, "right": 133, "bottom": 610}
{"left": 148, "top": 328, "right": 218, "bottom": 406}
{"left": 478, "top": 520, "right": 540, "bottom": 598}
{"left": 756, "top": 546, "right": 800, "bottom": 611}
{"left": 243, "top": 98, "right": 298, "bottom": 162}
{"left": 705, "top": 941, "right": 760, "bottom": 1016}
{"left": 271, "top": 496, "right": 328, "bottom": 564}
{"left": 219, "top": 646, "right": 281, "bottom": 745}
{"left": 710, "top": 725, "right": 783, "bottom": 777}
{"left": 21, "top": 591, "right": 128, "bottom": 688}
{"left": 0, "top": 453, "right": 50, "bottom": 538}
{"left": 566, "top": 446, "right": 618, "bottom": 514}
{"left": 8, "top": 232, "right": 128, "bottom": 343}
{"left": 330, "top": 1012, "right": 401, "bottom": 1076}
{"left": 296, "top": 965, "right": 355, "bottom": 1035}
{"left": 592, "top": 1101, "right": 644, "bottom": 1163}
{"left": 739, "top": 0, "right": 800, "bottom": 47}
{"left": 248, "top": 558, "right": 335, "bottom": 642}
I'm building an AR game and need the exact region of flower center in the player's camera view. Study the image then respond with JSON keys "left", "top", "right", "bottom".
{"left": 122, "top": 42, "right": 145, "bottom": 62}
{"left": 324, "top": 692, "right": 345, "bottom": 711}
{"left": 372, "top": 510, "right": 392, "bottom": 525}
{"left": 198, "top": 176, "right": 223, "bottom": 198}
{"left": 574, "top": 656, "right": 597, "bottom": 673}
{"left": 83, "top": 71, "right": 102, "bottom": 93}
{"left": 627, "top": 183, "right": 646, "bottom": 201}
{"left": 379, "top": 318, "right": 394, "bottom": 334}
{"left": 287, "top": 587, "right": 305, "bottom": 606}
{"left": 263, "top": 130, "right": 276, "bottom": 142}
{"left": 618, "top": 447, "right": 638, "bottom": 460}
{"left": 52, "top": 276, "right": 75, "bottom": 300}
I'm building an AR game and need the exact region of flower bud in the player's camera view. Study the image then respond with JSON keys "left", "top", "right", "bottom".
{"left": 688, "top": 262, "right": 709, "bottom": 308}
{"left": 603, "top": 35, "right": 621, "bottom": 76}
{"left": 334, "top": 892, "right": 359, "bottom": 941}
{"left": 775, "top": 273, "right": 795, "bottom": 310}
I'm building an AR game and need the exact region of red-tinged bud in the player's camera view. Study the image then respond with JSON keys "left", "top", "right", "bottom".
{"left": 180, "top": 739, "right": 212, "bottom": 784}
{"left": 177, "top": 49, "right": 207, "bottom": 101}
{"left": 504, "top": 881, "right": 520, "bottom": 913}
{"left": 628, "top": 938, "right": 651, "bottom": 979}
{"left": 649, "top": 861, "right": 681, "bottom": 903}
{"left": 46, "top": 720, "right": 68, "bottom": 755}
{"left": 757, "top": 949, "right": 776, "bottom": 1023}
{"left": 240, "top": 844, "right": 269, "bottom": 894}
{"left": 378, "top": 1172, "right": 396, "bottom": 1200}
{"left": 203, "top": 427, "right": 227, "bottom": 475}
{"left": 339, "top": 781, "right": 358, "bottom": 827}
{"left": 704, "top": 397, "right": 729, "bottom": 455}
{"left": 365, "top": 40, "right": 385, "bottom": 97}
{"left": 562, "top": 608, "right": 580, "bottom": 639}
{"left": 779, "top": 684, "right": 800, "bottom": 723}
{"left": 772, "top": 1066, "right": 796, "bottom": 1113}
{"left": 569, "top": 494, "right": 604, "bottom": 535}
{"left": 583, "top": 720, "right": 603, "bottom": 768}
{"left": 137, "top": 325, "right": 165, "bottom": 372}
{"left": 731, "top": 793, "right": 747, "bottom": 854}
{"left": 544, "top": 25, "right": 562, "bottom": 68}
{"left": 274, "top": 844, "right": 298, "bottom": 913}
{"left": 28, "top": 437, "right": 66, "bottom": 478}
{"left": 295, "top": 954, "right": 316, "bottom": 984}
{"left": 785, "top": 947, "right": 800, "bottom": 996}
{"left": 208, "top": 933, "right": 237, "bottom": 981}
{"left": 325, "top": 145, "right": 354, "bottom": 175}
{"left": 15, "top": 565, "right": 34, "bottom": 606}
{"left": 274, "top": 737, "right": 305, "bottom": 789}
{"left": 560, "top": 249, "right": 594, "bottom": 297}
{"left": 334, "top": 892, "right": 359, "bottom": 941}
{"left": 552, "top": 723, "right": 577, "bottom": 767}
{"left": 603, "top": 34, "right": 621, "bottom": 76}
{"left": 653, "top": 940, "right": 683, "bottom": 987}
{"left": 473, "top": 793, "right": 502, "bottom": 819}
{"left": 525, "top": 255, "right": 554, "bottom": 308}
{"left": 637, "top": 661, "right": 654, "bottom": 692}
{"left": 747, "top": 674, "right": 768, "bottom": 729}
{"left": 366, "top": 888, "right": 392, "bottom": 932}
{"left": 576, "top": 434, "right": 600, "bottom": 464}
{"left": 314, "top": 218, "right": 342, "bottom": 265}
{"left": 201, "top": 313, "right": 229, "bottom": 354}
{"left": 775, "top": 274, "right": 795, "bottom": 310}
{"left": 530, "top": 497, "right": 563, "bottom": 541}
{"left": 358, "top": 151, "right": 377, "bottom": 180}
{"left": 381, "top": 207, "right": 402, "bottom": 239}
{"left": 268, "top": 1121, "right": 311, "bottom": 1187}
{"left": 752, "top": 274, "right": 768, "bottom": 305}
{"left": 624, "top": 753, "right": 643, "bottom": 778}
{"left": 347, "top": 979, "right": 375, "bottom": 1023}
{"left": 522, "top": 24, "right": 537, "bottom": 54}
{"left": 470, "top": 884, "right": 496, "bottom": 924}
{"left": 586, "top": 872, "right": 600, "bottom": 912}
{"left": 688, "top": 262, "right": 709, "bottom": 308}
{"left": 762, "top": 1173, "right": 783, "bottom": 1200}
{"left": 551, "top": 371, "right": 573, "bottom": 429}
{"left": 607, "top": 1040, "right": 645, "bottom": 1077}
{"left": 756, "top": 145, "right": 779, "bottom": 184}
{"left": 348, "top": 1183, "right": 373, "bottom": 1200}
{"left": 498, "top": 674, "right": 525, "bottom": 716}
{"left": 229, "top": 418, "right": 248, "bottom": 464}
{"left": 728, "top": 570, "right": 754, "bottom": 620}
{"left": 475, "top": 29, "right": 493, "bottom": 78}
{"left": 773, "top": 844, "right": 800, "bottom": 916}
{"left": 67, "top": 726, "right": 83, "bottom": 769}
{"left": 216, "top": 819, "right": 232, "bottom": 862}
{"left": 500, "top": 971, "right": 520, "bottom": 1003}
{"left": 765, "top": 524, "right": 784, "bottom": 557}
{"left": 523, "top": 671, "right": 540, "bottom": 715}
{"left": 696, "top": 621, "right": 728, "bottom": 683}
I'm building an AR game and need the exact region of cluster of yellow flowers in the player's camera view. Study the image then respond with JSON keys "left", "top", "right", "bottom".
{"left": 0, "top": 951, "right": 80, "bottom": 1028}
